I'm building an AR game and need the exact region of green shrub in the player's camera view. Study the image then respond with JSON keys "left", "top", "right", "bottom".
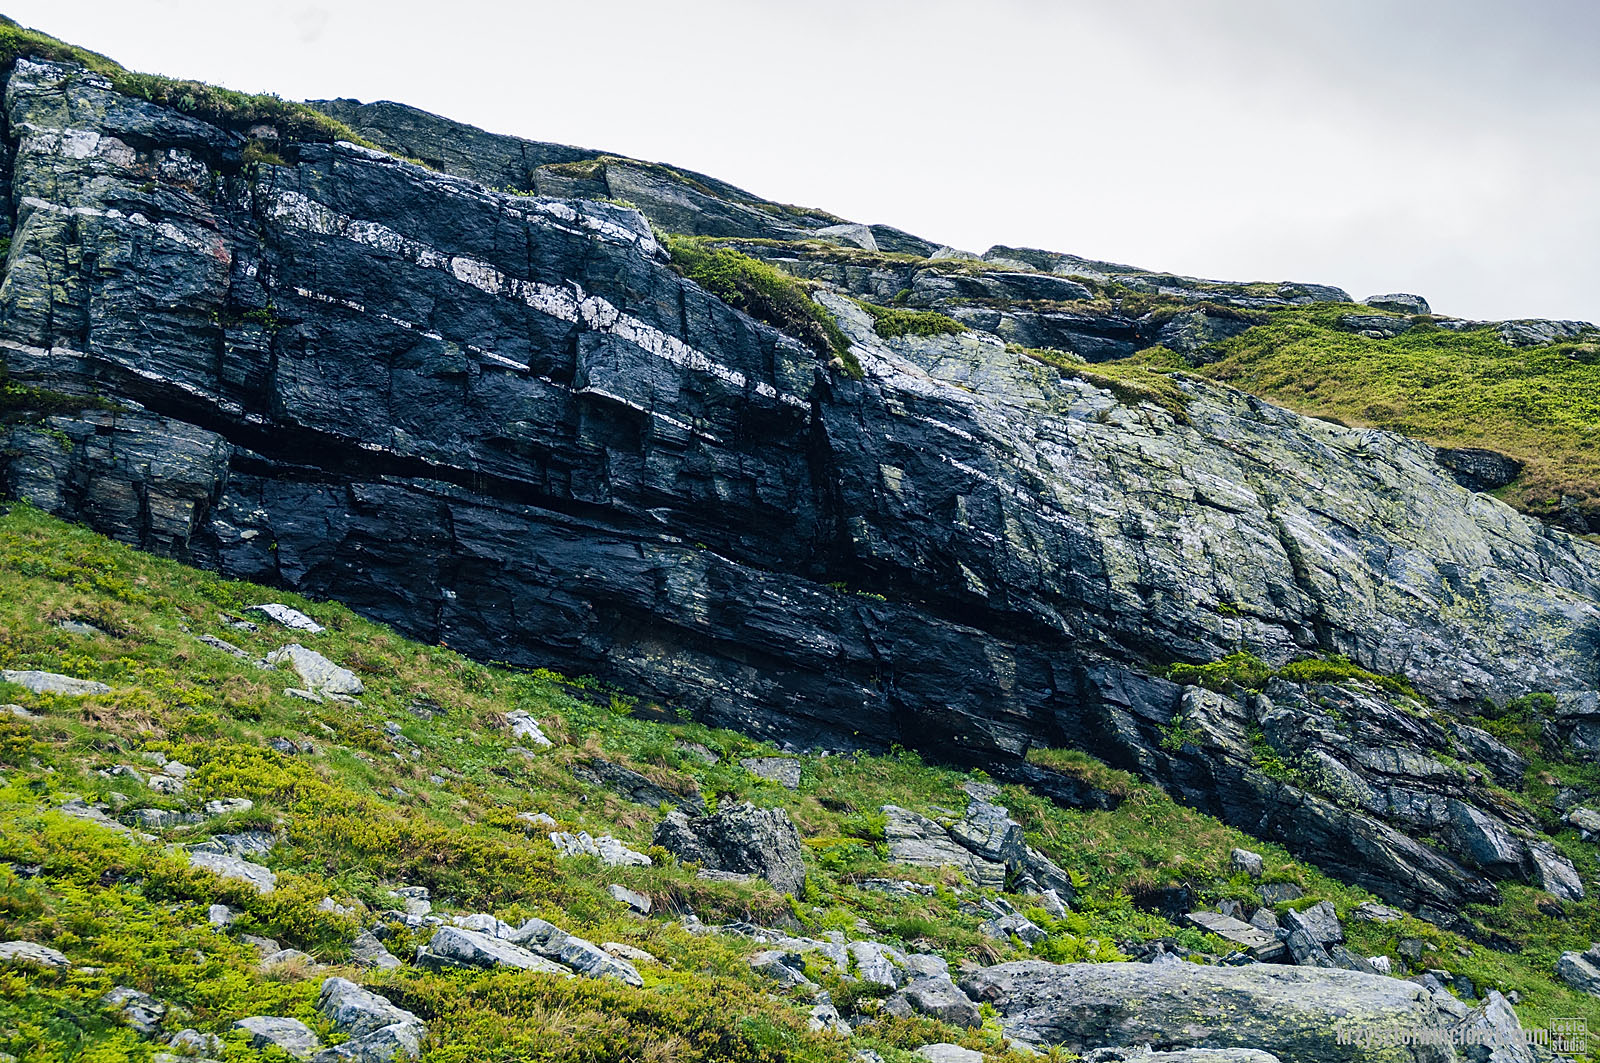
{"left": 664, "top": 235, "right": 860, "bottom": 377}
{"left": 855, "top": 301, "right": 965, "bottom": 339}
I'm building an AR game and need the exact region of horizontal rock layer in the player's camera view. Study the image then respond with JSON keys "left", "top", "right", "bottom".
{"left": 4, "top": 59, "right": 1600, "bottom": 916}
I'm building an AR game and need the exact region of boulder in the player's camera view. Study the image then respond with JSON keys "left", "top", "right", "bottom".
{"left": 1525, "top": 841, "right": 1584, "bottom": 901}
{"left": 1231, "top": 848, "right": 1264, "bottom": 879}
{"left": 1, "top": 670, "right": 109, "bottom": 696}
{"left": 1282, "top": 901, "right": 1343, "bottom": 945}
{"left": 415, "top": 926, "right": 572, "bottom": 976}
{"left": 961, "top": 960, "right": 1458, "bottom": 1061}
{"left": 1361, "top": 293, "right": 1430, "bottom": 316}
{"left": 981, "top": 911, "right": 1047, "bottom": 945}
{"left": 1083, "top": 1052, "right": 1282, "bottom": 1062}
{"left": 882, "top": 805, "right": 1005, "bottom": 889}
{"left": 1183, "top": 911, "right": 1284, "bottom": 962}
{"left": 250, "top": 604, "right": 325, "bottom": 632}
{"left": 0, "top": 940, "right": 70, "bottom": 969}
{"left": 317, "top": 977, "right": 422, "bottom": 1035}
{"left": 653, "top": 804, "right": 805, "bottom": 894}
{"left": 608, "top": 884, "right": 652, "bottom": 914}
{"left": 885, "top": 974, "right": 982, "bottom": 1028}
{"left": 266, "top": 644, "right": 363, "bottom": 697}
{"left": 849, "top": 940, "right": 908, "bottom": 988}
{"left": 748, "top": 949, "right": 814, "bottom": 990}
{"left": 1555, "top": 947, "right": 1600, "bottom": 996}
{"left": 1451, "top": 990, "right": 1534, "bottom": 1063}
{"left": 187, "top": 850, "right": 276, "bottom": 893}
{"left": 510, "top": 918, "right": 645, "bottom": 986}
{"left": 1257, "top": 882, "right": 1303, "bottom": 906}
{"left": 739, "top": 756, "right": 801, "bottom": 789}
{"left": 350, "top": 930, "right": 401, "bottom": 970}
{"left": 603, "top": 942, "right": 657, "bottom": 964}
{"left": 504, "top": 709, "right": 552, "bottom": 747}
{"left": 233, "top": 1016, "right": 321, "bottom": 1059}
{"left": 809, "top": 1002, "right": 852, "bottom": 1035}
{"left": 310, "top": 1023, "right": 422, "bottom": 1063}
{"left": 573, "top": 758, "right": 703, "bottom": 814}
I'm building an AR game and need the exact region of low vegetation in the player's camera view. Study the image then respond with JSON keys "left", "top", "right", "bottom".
{"left": 1183, "top": 303, "right": 1600, "bottom": 525}
{"left": 1020, "top": 344, "right": 1193, "bottom": 422}
{"left": 0, "top": 505, "right": 1596, "bottom": 1059}
{"left": 855, "top": 302, "right": 966, "bottom": 340}
{"left": 1165, "top": 650, "right": 1420, "bottom": 702}
{"left": 665, "top": 234, "right": 861, "bottom": 377}
{"left": 0, "top": 16, "right": 376, "bottom": 148}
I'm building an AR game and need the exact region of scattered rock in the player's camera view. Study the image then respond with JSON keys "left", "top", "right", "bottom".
{"left": 1257, "top": 882, "right": 1303, "bottom": 906}
{"left": 196, "top": 634, "right": 251, "bottom": 659}
{"left": 0, "top": 940, "right": 69, "bottom": 969}
{"left": 608, "top": 884, "right": 652, "bottom": 914}
{"left": 603, "top": 942, "right": 657, "bottom": 964}
{"left": 1451, "top": 990, "right": 1535, "bottom": 1063}
{"left": 310, "top": 1022, "right": 422, "bottom": 1063}
{"left": 675, "top": 741, "right": 719, "bottom": 765}
{"left": 810, "top": 1002, "right": 852, "bottom": 1035}
{"left": 1556, "top": 945, "right": 1600, "bottom": 996}
{"left": 208, "top": 904, "right": 235, "bottom": 927}
{"left": 572, "top": 758, "right": 704, "bottom": 813}
{"left": 549, "top": 830, "right": 652, "bottom": 867}
{"left": 57, "top": 619, "right": 105, "bottom": 636}
{"left": 1282, "top": 900, "right": 1343, "bottom": 945}
{"left": 187, "top": 849, "right": 276, "bottom": 893}
{"left": 250, "top": 604, "right": 326, "bottom": 633}
{"left": 1183, "top": 911, "right": 1284, "bottom": 962}
{"left": 221, "top": 613, "right": 259, "bottom": 632}
{"left": 103, "top": 986, "right": 166, "bottom": 1037}
{"left": 148, "top": 774, "right": 186, "bottom": 795}
{"left": 350, "top": 930, "right": 401, "bottom": 970}
{"left": 1526, "top": 841, "right": 1585, "bottom": 901}
{"left": 261, "top": 948, "right": 315, "bottom": 970}
{"left": 1352, "top": 901, "right": 1404, "bottom": 924}
{"left": 167, "top": 1029, "right": 225, "bottom": 1057}
{"left": 266, "top": 644, "right": 364, "bottom": 697}
{"left": 1, "top": 703, "right": 34, "bottom": 719}
{"left": 653, "top": 803, "right": 805, "bottom": 894}
{"left": 415, "top": 926, "right": 572, "bottom": 976}
{"left": 883, "top": 805, "right": 1005, "bottom": 889}
{"left": 504, "top": 709, "right": 553, "bottom": 747}
{"left": 1567, "top": 807, "right": 1600, "bottom": 840}
{"left": 1230, "top": 848, "right": 1264, "bottom": 879}
{"left": 317, "top": 977, "right": 423, "bottom": 1037}
{"left": 981, "top": 911, "right": 1047, "bottom": 945}
{"left": 748, "top": 949, "right": 815, "bottom": 990}
{"left": 452, "top": 913, "right": 515, "bottom": 938}
{"left": 886, "top": 974, "right": 982, "bottom": 1028}
{"left": 914, "top": 1045, "right": 984, "bottom": 1063}
{"left": 517, "top": 811, "right": 558, "bottom": 829}
{"left": 740, "top": 756, "right": 801, "bottom": 789}
{"left": 1, "top": 670, "right": 109, "bottom": 696}
{"left": 233, "top": 1016, "right": 321, "bottom": 1059}
{"left": 849, "top": 940, "right": 908, "bottom": 988}
{"left": 203, "top": 797, "right": 255, "bottom": 817}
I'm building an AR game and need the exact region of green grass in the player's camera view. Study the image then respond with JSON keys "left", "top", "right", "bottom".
{"left": 1185, "top": 303, "right": 1600, "bottom": 523}
{"left": 855, "top": 302, "right": 966, "bottom": 340}
{"left": 1, "top": 501, "right": 1598, "bottom": 1059}
{"left": 664, "top": 235, "right": 860, "bottom": 377}
{"left": 0, "top": 16, "right": 378, "bottom": 149}
{"left": 1020, "top": 344, "right": 1193, "bottom": 422}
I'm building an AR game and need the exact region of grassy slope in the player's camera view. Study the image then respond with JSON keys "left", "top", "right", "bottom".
{"left": 1185, "top": 304, "right": 1600, "bottom": 522}
{"left": 0, "top": 506, "right": 1597, "bottom": 1061}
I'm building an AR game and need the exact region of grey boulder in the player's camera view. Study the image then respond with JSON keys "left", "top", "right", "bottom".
{"left": 0, "top": 940, "right": 69, "bottom": 969}
{"left": 266, "top": 644, "right": 363, "bottom": 697}
{"left": 1555, "top": 946, "right": 1600, "bottom": 996}
{"left": 740, "top": 756, "right": 801, "bottom": 789}
{"left": 233, "top": 1016, "right": 321, "bottom": 1059}
{"left": 961, "top": 960, "right": 1459, "bottom": 1061}
{"left": 414, "top": 926, "right": 571, "bottom": 976}
{"left": 311, "top": 977, "right": 424, "bottom": 1063}
{"left": 510, "top": 917, "right": 644, "bottom": 987}
{"left": 1, "top": 670, "right": 109, "bottom": 696}
{"left": 187, "top": 849, "right": 276, "bottom": 893}
{"left": 1361, "top": 293, "right": 1431, "bottom": 316}
{"left": 885, "top": 974, "right": 982, "bottom": 1028}
{"left": 102, "top": 986, "right": 166, "bottom": 1037}
{"left": 653, "top": 803, "right": 805, "bottom": 895}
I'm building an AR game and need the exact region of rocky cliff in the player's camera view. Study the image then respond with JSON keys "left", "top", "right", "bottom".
{"left": 4, "top": 56, "right": 1600, "bottom": 926}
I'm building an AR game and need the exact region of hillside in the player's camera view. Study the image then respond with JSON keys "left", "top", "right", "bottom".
{"left": 2, "top": 503, "right": 1598, "bottom": 1063}
{"left": 2, "top": 16, "right": 1600, "bottom": 1062}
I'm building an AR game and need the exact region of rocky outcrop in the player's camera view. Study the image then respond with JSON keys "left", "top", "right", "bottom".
{"left": 961, "top": 960, "right": 1458, "bottom": 1061}
{"left": 654, "top": 803, "right": 805, "bottom": 894}
{"left": 5, "top": 57, "right": 1600, "bottom": 923}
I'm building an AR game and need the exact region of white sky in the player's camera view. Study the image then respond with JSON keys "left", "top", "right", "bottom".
{"left": 11, "top": 0, "right": 1600, "bottom": 322}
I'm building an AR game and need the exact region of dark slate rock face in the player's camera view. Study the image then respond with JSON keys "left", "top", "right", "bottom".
{"left": 6, "top": 58, "right": 1600, "bottom": 917}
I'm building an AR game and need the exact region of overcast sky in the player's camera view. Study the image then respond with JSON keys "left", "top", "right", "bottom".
{"left": 12, "top": 1, "right": 1599, "bottom": 322}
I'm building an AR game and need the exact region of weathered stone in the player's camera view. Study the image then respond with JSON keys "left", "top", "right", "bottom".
{"left": 913, "top": 1045, "right": 983, "bottom": 1063}
{"left": 602, "top": 942, "right": 657, "bottom": 964}
{"left": 549, "top": 830, "right": 651, "bottom": 867}
{"left": 740, "top": 756, "right": 801, "bottom": 789}
{"left": 316, "top": 977, "right": 423, "bottom": 1037}
{"left": 250, "top": 604, "right": 325, "bottom": 633}
{"left": 1183, "top": 911, "right": 1281, "bottom": 960}
{"left": 573, "top": 758, "right": 704, "bottom": 814}
{"left": 885, "top": 974, "right": 981, "bottom": 1028}
{"left": 1230, "top": 848, "right": 1264, "bottom": 879}
{"left": 0, "top": 940, "right": 68, "bottom": 969}
{"left": 1555, "top": 948, "right": 1600, "bottom": 996}
{"left": 504, "top": 709, "right": 552, "bottom": 747}
{"left": 809, "top": 1002, "right": 852, "bottom": 1035}
{"left": 748, "top": 949, "right": 813, "bottom": 990}
{"left": 233, "top": 1016, "right": 321, "bottom": 1059}
{"left": 1525, "top": 841, "right": 1585, "bottom": 901}
{"left": 266, "top": 644, "right": 363, "bottom": 696}
{"left": 882, "top": 806, "right": 1005, "bottom": 889}
{"left": 1282, "top": 900, "right": 1343, "bottom": 945}
{"left": 1, "top": 670, "right": 109, "bottom": 696}
{"left": 1361, "top": 293, "right": 1431, "bottom": 316}
{"left": 653, "top": 804, "right": 805, "bottom": 894}
{"left": 415, "top": 926, "right": 572, "bottom": 976}
{"left": 1257, "top": 882, "right": 1303, "bottom": 906}
{"left": 981, "top": 911, "right": 1047, "bottom": 945}
{"left": 350, "top": 929, "right": 401, "bottom": 970}
{"left": 188, "top": 850, "right": 276, "bottom": 893}
{"left": 608, "top": 884, "right": 652, "bottom": 914}
{"left": 510, "top": 918, "right": 644, "bottom": 986}
{"left": 103, "top": 986, "right": 166, "bottom": 1037}
{"left": 962, "top": 961, "right": 1457, "bottom": 1060}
